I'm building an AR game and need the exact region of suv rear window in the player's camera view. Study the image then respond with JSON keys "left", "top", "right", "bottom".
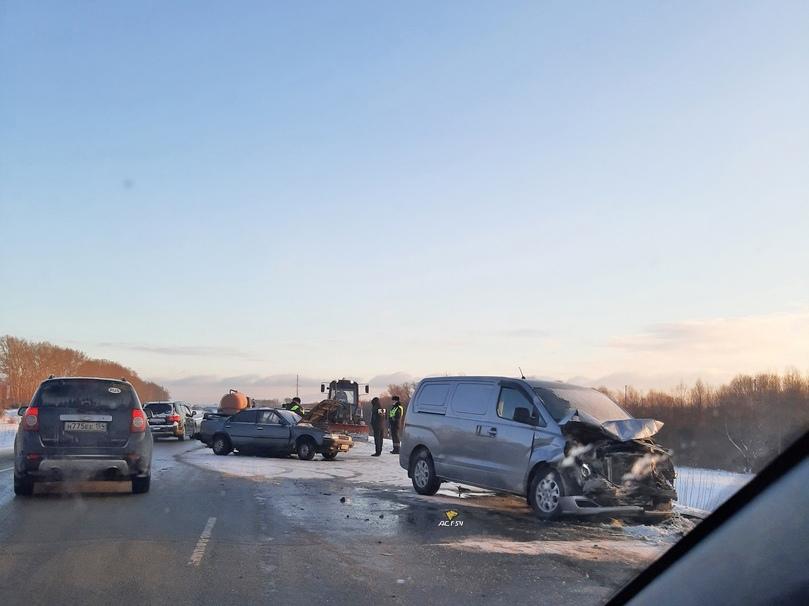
{"left": 145, "top": 403, "right": 173, "bottom": 415}
{"left": 33, "top": 379, "right": 137, "bottom": 410}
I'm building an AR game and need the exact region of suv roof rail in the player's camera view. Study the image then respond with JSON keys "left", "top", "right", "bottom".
{"left": 121, "top": 377, "right": 129, "bottom": 382}
{"left": 48, "top": 374, "right": 55, "bottom": 379}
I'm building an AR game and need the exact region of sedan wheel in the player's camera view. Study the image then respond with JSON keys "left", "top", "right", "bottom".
{"left": 212, "top": 435, "right": 232, "bottom": 456}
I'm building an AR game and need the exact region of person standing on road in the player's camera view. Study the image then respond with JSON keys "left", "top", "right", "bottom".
{"left": 288, "top": 397, "right": 304, "bottom": 416}
{"left": 370, "top": 397, "right": 386, "bottom": 456}
{"left": 388, "top": 396, "right": 404, "bottom": 454}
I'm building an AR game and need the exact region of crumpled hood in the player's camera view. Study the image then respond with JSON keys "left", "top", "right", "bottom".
{"left": 560, "top": 409, "right": 664, "bottom": 442}
{"left": 301, "top": 399, "right": 341, "bottom": 424}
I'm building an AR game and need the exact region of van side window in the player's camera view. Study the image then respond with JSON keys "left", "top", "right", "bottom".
{"left": 414, "top": 383, "right": 451, "bottom": 414}
{"left": 497, "top": 387, "right": 545, "bottom": 427}
{"left": 449, "top": 383, "right": 495, "bottom": 415}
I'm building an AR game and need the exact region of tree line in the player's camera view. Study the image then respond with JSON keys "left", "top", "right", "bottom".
{"left": 598, "top": 371, "right": 809, "bottom": 472}
{"left": 0, "top": 335, "right": 170, "bottom": 408}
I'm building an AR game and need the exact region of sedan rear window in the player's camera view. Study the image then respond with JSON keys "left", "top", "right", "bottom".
{"left": 33, "top": 379, "right": 137, "bottom": 410}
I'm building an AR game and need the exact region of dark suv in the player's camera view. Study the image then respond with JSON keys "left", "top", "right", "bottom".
{"left": 14, "top": 376, "right": 154, "bottom": 496}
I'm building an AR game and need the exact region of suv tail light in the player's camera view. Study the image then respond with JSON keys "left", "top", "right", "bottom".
{"left": 167, "top": 413, "right": 181, "bottom": 423}
{"left": 131, "top": 408, "right": 147, "bottom": 433}
{"left": 22, "top": 406, "right": 39, "bottom": 431}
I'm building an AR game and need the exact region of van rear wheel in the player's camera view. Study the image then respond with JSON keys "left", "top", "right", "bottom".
{"left": 411, "top": 450, "right": 441, "bottom": 495}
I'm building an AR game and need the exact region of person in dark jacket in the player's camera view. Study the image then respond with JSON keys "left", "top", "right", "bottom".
{"left": 388, "top": 396, "right": 404, "bottom": 454}
{"left": 370, "top": 397, "right": 386, "bottom": 456}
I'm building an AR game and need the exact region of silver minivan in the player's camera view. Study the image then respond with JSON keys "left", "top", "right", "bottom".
{"left": 399, "top": 377, "right": 677, "bottom": 519}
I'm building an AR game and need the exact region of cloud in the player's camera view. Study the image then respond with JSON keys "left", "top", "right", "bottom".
{"left": 97, "top": 342, "right": 258, "bottom": 360}
{"left": 591, "top": 310, "right": 809, "bottom": 386}
{"left": 464, "top": 328, "right": 548, "bottom": 340}
{"left": 608, "top": 311, "right": 809, "bottom": 355}
{"left": 495, "top": 328, "right": 549, "bottom": 339}
{"left": 368, "top": 372, "right": 419, "bottom": 386}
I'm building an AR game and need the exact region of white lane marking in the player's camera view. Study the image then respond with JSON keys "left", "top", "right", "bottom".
{"left": 188, "top": 517, "right": 216, "bottom": 567}
{"left": 0, "top": 467, "right": 13, "bottom": 473}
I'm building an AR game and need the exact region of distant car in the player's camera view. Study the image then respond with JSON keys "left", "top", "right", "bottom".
{"left": 14, "top": 376, "right": 153, "bottom": 496}
{"left": 144, "top": 401, "right": 199, "bottom": 440}
{"left": 400, "top": 377, "right": 676, "bottom": 519}
{"left": 198, "top": 406, "right": 353, "bottom": 460}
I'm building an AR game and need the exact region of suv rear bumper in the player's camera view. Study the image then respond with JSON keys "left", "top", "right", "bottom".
{"left": 149, "top": 424, "right": 182, "bottom": 436}
{"left": 33, "top": 457, "right": 134, "bottom": 480}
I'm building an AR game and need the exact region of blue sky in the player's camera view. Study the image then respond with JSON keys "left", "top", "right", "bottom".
{"left": 1, "top": 2, "right": 807, "bottom": 402}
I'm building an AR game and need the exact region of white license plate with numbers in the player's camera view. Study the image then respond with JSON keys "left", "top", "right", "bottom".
{"left": 64, "top": 421, "right": 107, "bottom": 432}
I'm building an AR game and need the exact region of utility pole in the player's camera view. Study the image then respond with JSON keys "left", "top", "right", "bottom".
{"left": 296, "top": 374, "right": 299, "bottom": 398}
{"left": 624, "top": 384, "right": 628, "bottom": 405}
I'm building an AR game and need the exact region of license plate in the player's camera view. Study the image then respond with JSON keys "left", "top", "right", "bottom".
{"left": 64, "top": 421, "right": 107, "bottom": 432}
{"left": 339, "top": 444, "right": 350, "bottom": 451}
{"left": 148, "top": 419, "right": 164, "bottom": 425}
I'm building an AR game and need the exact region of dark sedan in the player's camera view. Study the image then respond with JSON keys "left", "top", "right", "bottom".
{"left": 198, "top": 407, "right": 353, "bottom": 460}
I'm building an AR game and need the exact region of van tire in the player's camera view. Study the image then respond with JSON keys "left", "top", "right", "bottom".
{"left": 410, "top": 450, "right": 441, "bottom": 495}
{"left": 212, "top": 434, "right": 232, "bottom": 456}
{"left": 529, "top": 467, "right": 565, "bottom": 519}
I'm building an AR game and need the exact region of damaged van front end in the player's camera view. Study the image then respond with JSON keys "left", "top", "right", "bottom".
{"left": 554, "top": 412, "right": 677, "bottom": 517}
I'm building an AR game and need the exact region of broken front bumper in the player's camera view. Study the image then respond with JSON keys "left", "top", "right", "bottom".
{"left": 558, "top": 496, "right": 672, "bottom": 517}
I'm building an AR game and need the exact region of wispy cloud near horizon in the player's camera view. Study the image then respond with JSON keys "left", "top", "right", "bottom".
{"left": 97, "top": 342, "right": 259, "bottom": 360}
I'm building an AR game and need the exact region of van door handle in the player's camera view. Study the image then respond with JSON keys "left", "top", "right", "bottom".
{"left": 487, "top": 427, "right": 497, "bottom": 437}
{"left": 256, "top": 426, "right": 263, "bottom": 431}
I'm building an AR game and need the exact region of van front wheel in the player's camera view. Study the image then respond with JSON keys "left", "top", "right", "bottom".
{"left": 411, "top": 450, "right": 441, "bottom": 495}
{"left": 529, "top": 468, "right": 565, "bottom": 519}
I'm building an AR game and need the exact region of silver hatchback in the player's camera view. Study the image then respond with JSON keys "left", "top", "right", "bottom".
{"left": 399, "top": 377, "right": 676, "bottom": 519}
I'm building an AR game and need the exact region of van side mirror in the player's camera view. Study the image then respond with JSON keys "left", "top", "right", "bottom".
{"left": 321, "top": 384, "right": 325, "bottom": 393}
{"left": 365, "top": 385, "right": 369, "bottom": 394}
{"left": 17, "top": 406, "right": 27, "bottom": 417}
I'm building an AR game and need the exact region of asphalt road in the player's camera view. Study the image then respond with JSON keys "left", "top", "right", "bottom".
{"left": 0, "top": 440, "right": 662, "bottom": 605}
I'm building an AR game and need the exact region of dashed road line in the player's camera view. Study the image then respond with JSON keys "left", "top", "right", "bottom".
{"left": 0, "top": 467, "right": 13, "bottom": 473}
{"left": 188, "top": 516, "right": 217, "bottom": 566}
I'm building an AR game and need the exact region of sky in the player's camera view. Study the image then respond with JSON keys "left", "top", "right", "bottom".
{"left": 1, "top": 2, "right": 808, "bottom": 403}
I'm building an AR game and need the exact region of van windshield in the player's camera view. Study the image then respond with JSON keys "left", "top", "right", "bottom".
{"left": 33, "top": 379, "right": 136, "bottom": 410}
{"left": 533, "top": 386, "right": 631, "bottom": 423}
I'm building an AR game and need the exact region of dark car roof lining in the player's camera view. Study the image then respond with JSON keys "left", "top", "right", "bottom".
{"left": 607, "top": 429, "right": 809, "bottom": 605}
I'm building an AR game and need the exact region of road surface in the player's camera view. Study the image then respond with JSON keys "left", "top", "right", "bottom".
{"left": 0, "top": 439, "right": 671, "bottom": 605}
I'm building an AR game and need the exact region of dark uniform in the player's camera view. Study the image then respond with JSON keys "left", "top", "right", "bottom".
{"left": 370, "top": 397, "right": 386, "bottom": 456}
{"left": 388, "top": 397, "right": 404, "bottom": 454}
